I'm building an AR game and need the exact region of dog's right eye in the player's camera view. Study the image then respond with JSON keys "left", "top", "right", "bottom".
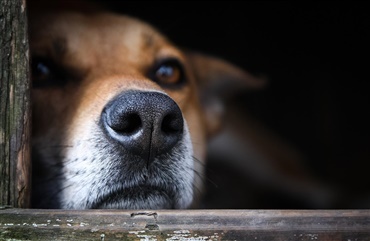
{"left": 31, "top": 58, "right": 66, "bottom": 88}
{"left": 151, "top": 59, "right": 186, "bottom": 88}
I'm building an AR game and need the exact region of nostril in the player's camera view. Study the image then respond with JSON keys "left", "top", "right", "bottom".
{"left": 108, "top": 113, "right": 142, "bottom": 135}
{"left": 161, "top": 112, "right": 183, "bottom": 135}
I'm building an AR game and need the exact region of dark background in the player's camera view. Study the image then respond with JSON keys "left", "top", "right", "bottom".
{"left": 99, "top": 1, "right": 369, "bottom": 208}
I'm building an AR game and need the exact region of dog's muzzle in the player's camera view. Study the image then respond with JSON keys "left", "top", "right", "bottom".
{"left": 87, "top": 90, "right": 193, "bottom": 209}
{"left": 101, "top": 91, "right": 184, "bottom": 164}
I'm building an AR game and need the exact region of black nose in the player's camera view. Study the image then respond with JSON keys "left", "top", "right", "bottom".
{"left": 101, "top": 91, "right": 184, "bottom": 163}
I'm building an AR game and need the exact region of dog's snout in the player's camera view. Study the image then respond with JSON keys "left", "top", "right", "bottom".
{"left": 102, "top": 91, "right": 184, "bottom": 163}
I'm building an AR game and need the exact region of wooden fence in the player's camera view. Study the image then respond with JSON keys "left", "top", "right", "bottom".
{"left": 0, "top": 0, "right": 31, "bottom": 208}
{"left": 1, "top": 209, "right": 370, "bottom": 240}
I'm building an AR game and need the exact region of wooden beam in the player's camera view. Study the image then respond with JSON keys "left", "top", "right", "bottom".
{"left": 1, "top": 209, "right": 369, "bottom": 240}
{"left": 0, "top": 0, "right": 31, "bottom": 208}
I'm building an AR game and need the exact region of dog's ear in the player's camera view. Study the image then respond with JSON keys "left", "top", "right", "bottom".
{"left": 186, "top": 51, "right": 266, "bottom": 137}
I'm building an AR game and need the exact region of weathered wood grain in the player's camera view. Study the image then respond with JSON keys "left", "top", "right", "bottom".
{"left": 0, "top": 0, "right": 31, "bottom": 208}
{"left": 1, "top": 209, "right": 369, "bottom": 240}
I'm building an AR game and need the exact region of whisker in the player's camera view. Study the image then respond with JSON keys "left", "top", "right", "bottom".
{"left": 37, "top": 145, "right": 74, "bottom": 150}
{"left": 40, "top": 155, "right": 66, "bottom": 160}
{"left": 46, "top": 183, "right": 75, "bottom": 203}
{"left": 188, "top": 158, "right": 219, "bottom": 189}
{"left": 191, "top": 141, "right": 204, "bottom": 146}
{"left": 203, "top": 175, "right": 219, "bottom": 189}
{"left": 191, "top": 183, "right": 202, "bottom": 198}
{"left": 33, "top": 173, "right": 65, "bottom": 185}
{"left": 192, "top": 156, "right": 206, "bottom": 167}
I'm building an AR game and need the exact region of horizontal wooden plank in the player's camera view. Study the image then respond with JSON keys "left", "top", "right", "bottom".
{"left": 1, "top": 209, "right": 370, "bottom": 240}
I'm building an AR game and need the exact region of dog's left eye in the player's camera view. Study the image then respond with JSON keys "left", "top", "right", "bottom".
{"left": 152, "top": 59, "right": 185, "bottom": 87}
{"left": 31, "top": 57, "right": 67, "bottom": 88}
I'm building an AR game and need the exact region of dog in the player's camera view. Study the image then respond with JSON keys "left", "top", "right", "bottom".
{"left": 28, "top": 3, "right": 265, "bottom": 209}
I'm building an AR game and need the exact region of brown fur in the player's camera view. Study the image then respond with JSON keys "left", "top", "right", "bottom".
{"left": 29, "top": 7, "right": 262, "bottom": 208}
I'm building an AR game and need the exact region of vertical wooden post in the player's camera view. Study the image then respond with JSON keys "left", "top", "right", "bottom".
{"left": 0, "top": 0, "right": 31, "bottom": 208}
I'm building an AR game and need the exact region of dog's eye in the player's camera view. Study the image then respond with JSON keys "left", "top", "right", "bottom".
{"left": 153, "top": 59, "right": 185, "bottom": 87}
{"left": 33, "top": 62, "right": 50, "bottom": 80}
{"left": 31, "top": 58, "right": 66, "bottom": 88}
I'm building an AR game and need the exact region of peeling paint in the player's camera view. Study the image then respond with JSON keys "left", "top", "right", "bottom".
{"left": 173, "top": 230, "right": 191, "bottom": 234}
{"left": 125, "top": 230, "right": 220, "bottom": 241}
{"left": 129, "top": 230, "right": 145, "bottom": 235}
{"left": 166, "top": 231, "right": 219, "bottom": 241}
{"left": 137, "top": 234, "right": 157, "bottom": 241}
{"left": 306, "top": 234, "right": 319, "bottom": 240}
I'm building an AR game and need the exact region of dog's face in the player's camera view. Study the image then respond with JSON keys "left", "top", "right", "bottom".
{"left": 30, "top": 10, "right": 263, "bottom": 209}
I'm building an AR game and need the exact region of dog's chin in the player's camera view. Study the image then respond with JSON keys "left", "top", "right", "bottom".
{"left": 91, "top": 185, "right": 176, "bottom": 209}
